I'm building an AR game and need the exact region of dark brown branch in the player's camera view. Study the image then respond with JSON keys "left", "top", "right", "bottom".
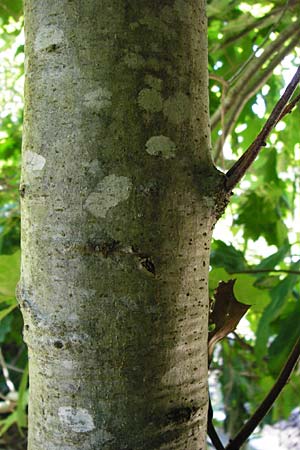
{"left": 208, "top": 397, "right": 225, "bottom": 450}
{"left": 225, "top": 65, "right": 300, "bottom": 191}
{"left": 277, "top": 92, "right": 300, "bottom": 122}
{"left": 225, "top": 336, "right": 300, "bottom": 450}
{"left": 232, "top": 332, "right": 254, "bottom": 352}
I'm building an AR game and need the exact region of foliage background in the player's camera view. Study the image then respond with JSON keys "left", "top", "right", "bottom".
{"left": 0, "top": 0, "right": 299, "bottom": 446}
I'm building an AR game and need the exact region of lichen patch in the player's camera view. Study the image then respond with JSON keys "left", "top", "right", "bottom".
{"left": 163, "top": 92, "right": 191, "bottom": 124}
{"left": 145, "top": 136, "right": 176, "bottom": 159}
{"left": 138, "top": 88, "right": 163, "bottom": 113}
{"left": 58, "top": 407, "right": 95, "bottom": 433}
{"left": 85, "top": 175, "right": 132, "bottom": 218}
{"left": 84, "top": 87, "right": 112, "bottom": 111}
{"left": 25, "top": 151, "right": 46, "bottom": 176}
{"left": 34, "top": 26, "right": 64, "bottom": 52}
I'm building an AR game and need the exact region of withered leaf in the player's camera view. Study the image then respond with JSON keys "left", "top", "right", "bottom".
{"left": 208, "top": 279, "right": 250, "bottom": 362}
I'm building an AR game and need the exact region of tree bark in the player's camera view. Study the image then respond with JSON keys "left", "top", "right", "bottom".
{"left": 20, "top": 1, "right": 225, "bottom": 448}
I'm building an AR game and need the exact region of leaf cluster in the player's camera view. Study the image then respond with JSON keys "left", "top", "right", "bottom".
{"left": 0, "top": 2, "right": 26, "bottom": 437}
{"left": 208, "top": 0, "right": 300, "bottom": 445}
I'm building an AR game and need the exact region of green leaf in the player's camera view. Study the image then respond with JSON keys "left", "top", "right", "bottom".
{"left": 16, "top": 363, "right": 29, "bottom": 431}
{"left": 256, "top": 244, "right": 290, "bottom": 271}
{"left": 210, "top": 240, "right": 247, "bottom": 272}
{"left": 233, "top": 274, "right": 270, "bottom": 307}
{"left": 255, "top": 148, "right": 281, "bottom": 185}
{"left": 209, "top": 268, "right": 232, "bottom": 294}
{"left": 0, "top": 314, "right": 12, "bottom": 342}
{"left": 0, "top": 251, "right": 20, "bottom": 298}
{"left": 268, "top": 302, "right": 300, "bottom": 376}
{"left": 235, "top": 186, "right": 289, "bottom": 246}
{"left": 0, "top": 0, "right": 22, "bottom": 25}
{"left": 255, "top": 266, "right": 300, "bottom": 357}
{"left": 0, "top": 301, "right": 17, "bottom": 322}
{"left": 0, "top": 411, "right": 18, "bottom": 437}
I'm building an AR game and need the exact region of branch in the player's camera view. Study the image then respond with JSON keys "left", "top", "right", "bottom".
{"left": 0, "top": 348, "right": 15, "bottom": 393}
{"left": 211, "top": 22, "right": 300, "bottom": 130}
{"left": 225, "top": 336, "right": 300, "bottom": 450}
{"left": 276, "top": 92, "right": 300, "bottom": 122}
{"left": 227, "top": 0, "right": 292, "bottom": 85}
{"left": 214, "top": 32, "right": 300, "bottom": 161}
{"left": 225, "top": 65, "right": 300, "bottom": 191}
{"left": 210, "top": 6, "right": 284, "bottom": 53}
{"left": 232, "top": 332, "right": 254, "bottom": 352}
{"left": 208, "top": 397, "right": 225, "bottom": 450}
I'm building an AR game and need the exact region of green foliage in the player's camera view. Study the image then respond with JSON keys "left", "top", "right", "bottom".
{"left": 255, "top": 265, "right": 300, "bottom": 358}
{"left": 0, "top": 251, "right": 20, "bottom": 299}
{"left": 210, "top": 240, "right": 247, "bottom": 272}
{"left": 16, "top": 363, "right": 29, "bottom": 432}
{"left": 0, "top": 364, "right": 28, "bottom": 436}
{"left": 0, "top": 0, "right": 22, "bottom": 26}
{"left": 0, "top": 9, "right": 25, "bottom": 440}
{"left": 208, "top": 0, "right": 300, "bottom": 437}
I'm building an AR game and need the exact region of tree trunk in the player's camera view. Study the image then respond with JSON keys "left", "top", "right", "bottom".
{"left": 20, "top": 1, "right": 224, "bottom": 448}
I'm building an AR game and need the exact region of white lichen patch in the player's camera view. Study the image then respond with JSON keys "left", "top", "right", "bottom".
{"left": 163, "top": 92, "right": 191, "bottom": 124}
{"left": 84, "top": 87, "right": 112, "bottom": 112}
{"left": 25, "top": 151, "right": 46, "bottom": 176}
{"left": 34, "top": 26, "right": 64, "bottom": 52}
{"left": 138, "top": 88, "right": 163, "bottom": 113}
{"left": 145, "top": 136, "right": 176, "bottom": 159}
{"left": 61, "top": 360, "right": 73, "bottom": 370}
{"left": 58, "top": 407, "right": 95, "bottom": 433}
{"left": 85, "top": 175, "right": 132, "bottom": 218}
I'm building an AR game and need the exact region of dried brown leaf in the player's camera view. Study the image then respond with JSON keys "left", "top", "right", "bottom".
{"left": 208, "top": 279, "right": 250, "bottom": 362}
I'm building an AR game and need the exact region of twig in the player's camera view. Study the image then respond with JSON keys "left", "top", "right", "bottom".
{"left": 225, "top": 65, "right": 300, "bottom": 191}
{"left": 276, "top": 92, "right": 300, "bottom": 123}
{"left": 214, "top": 32, "right": 300, "bottom": 161}
{"left": 227, "top": 0, "right": 292, "bottom": 85}
{"left": 211, "top": 6, "right": 283, "bottom": 53}
{"left": 210, "top": 76, "right": 229, "bottom": 165}
{"left": 6, "top": 363, "right": 25, "bottom": 374}
{"left": 207, "top": 397, "right": 225, "bottom": 450}
{"left": 211, "top": 22, "right": 300, "bottom": 130}
{"left": 0, "top": 348, "right": 15, "bottom": 393}
{"left": 232, "top": 332, "right": 254, "bottom": 352}
{"left": 209, "top": 75, "right": 229, "bottom": 89}
{"left": 225, "top": 336, "right": 300, "bottom": 450}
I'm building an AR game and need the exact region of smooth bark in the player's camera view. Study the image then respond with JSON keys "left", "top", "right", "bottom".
{"left": 20, "top": 1, "right": 225, "bottom": 448}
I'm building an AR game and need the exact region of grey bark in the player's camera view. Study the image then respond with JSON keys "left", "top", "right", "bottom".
{"left": 20, "top": 1, "right": 225, "bottom": 449}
